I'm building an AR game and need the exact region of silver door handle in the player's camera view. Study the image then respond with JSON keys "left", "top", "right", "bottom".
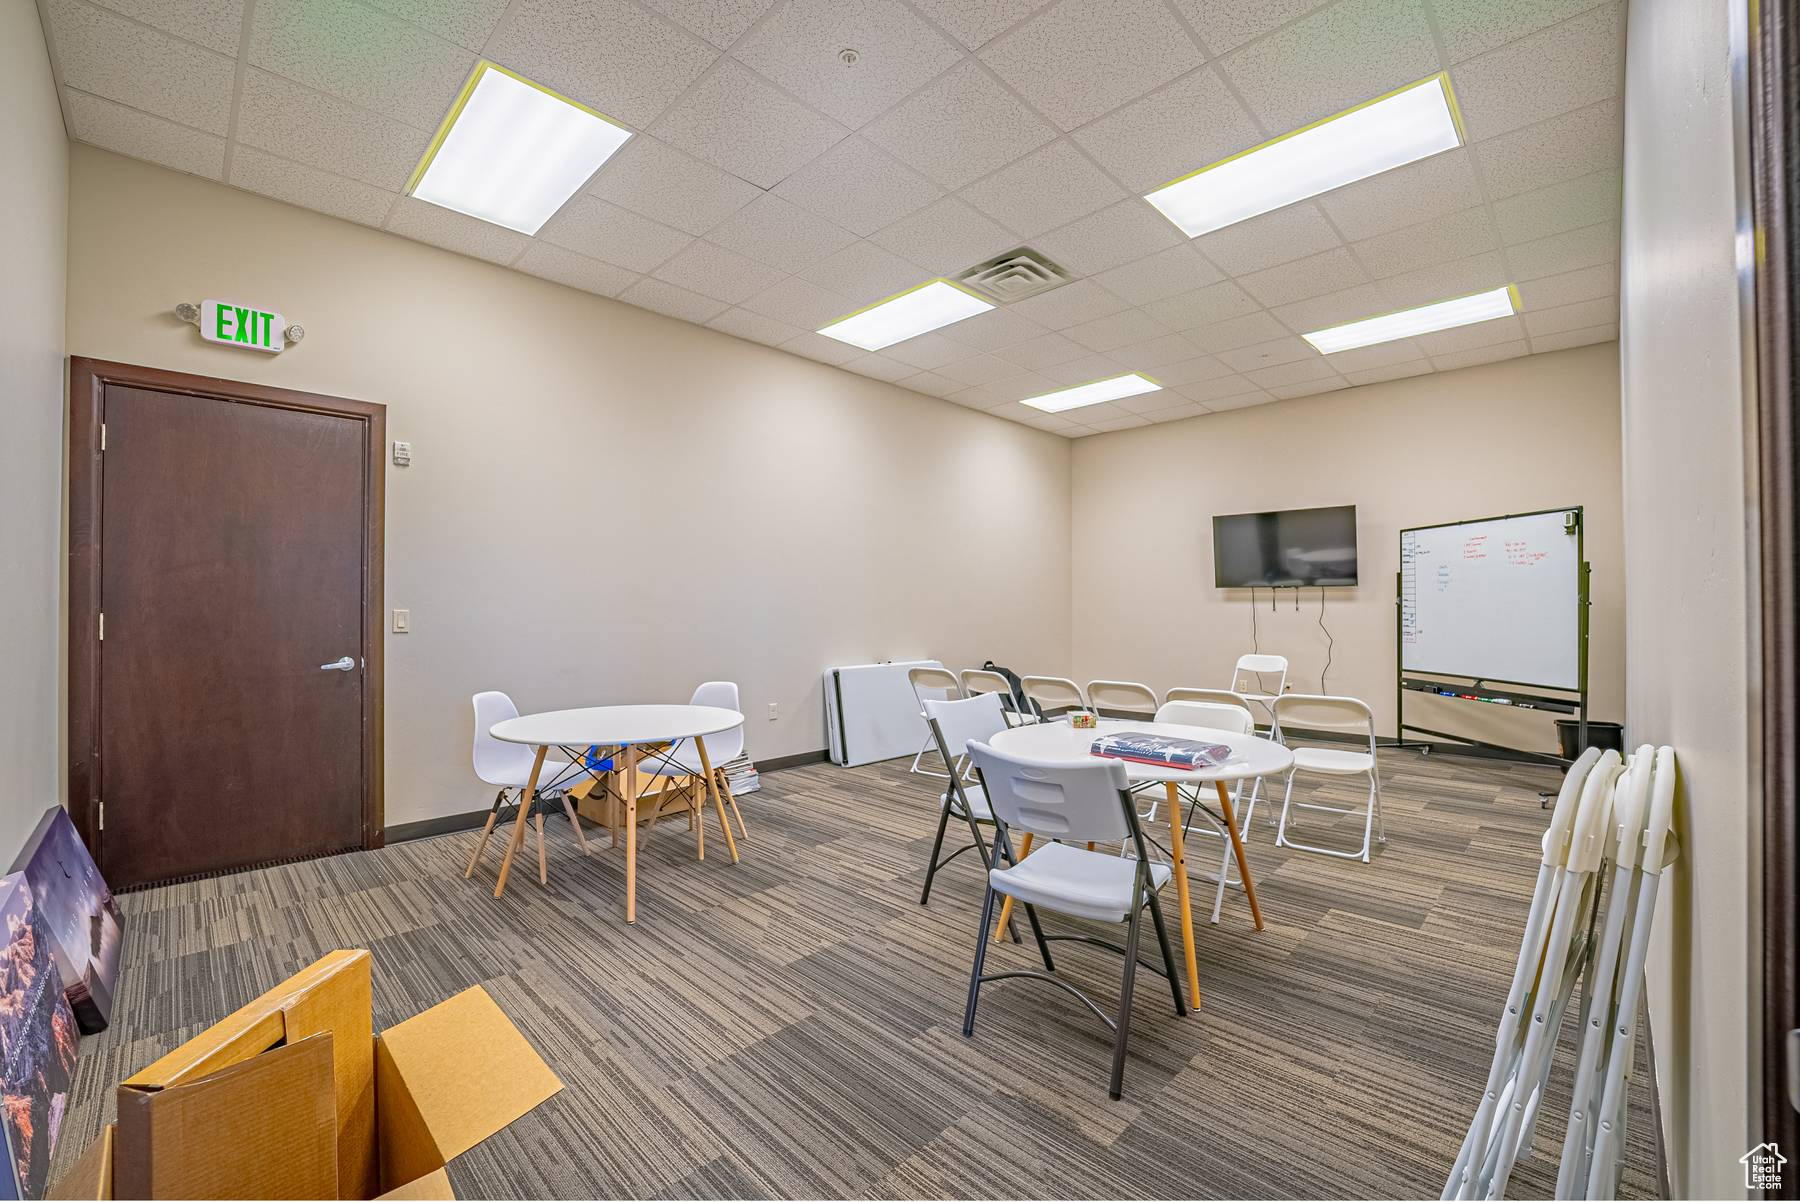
{"left": 320, "top": 656, "right": 355, "bottom": 671}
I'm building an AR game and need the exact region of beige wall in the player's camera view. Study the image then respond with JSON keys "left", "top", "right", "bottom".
{"left": 1621, "top": 0, "right": 1753, "bottom": 1192}
{"left": 0, "top": 2, "right": 67, "bottom": 854}
{"left": 1070, "top": 344, "right": 1624, "bottom": 752}
{"left": 63, "top": 146, "right": 1073, "bottom": 827}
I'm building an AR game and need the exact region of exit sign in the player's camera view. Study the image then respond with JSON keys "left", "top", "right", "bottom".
{"left": 200, "top": 299, "right": 290, "bottom": 354}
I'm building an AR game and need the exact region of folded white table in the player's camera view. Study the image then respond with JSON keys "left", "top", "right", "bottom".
{"left": 987, "top": 718, "right": 1293, "bottom": 1008}
{"left": 488, "top": 704, "right": 746, "bottom": 921}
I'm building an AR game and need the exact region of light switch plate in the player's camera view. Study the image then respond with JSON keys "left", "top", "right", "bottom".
{"left": 392, "top": 608, "right": 410, "bottom": 633}
{"left": 392, "top": 440, "right": 412, "bottom": 466}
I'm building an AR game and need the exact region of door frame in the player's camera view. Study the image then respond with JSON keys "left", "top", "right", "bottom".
{"left": 67, "top": 357, "right": 387, "bottom": 869}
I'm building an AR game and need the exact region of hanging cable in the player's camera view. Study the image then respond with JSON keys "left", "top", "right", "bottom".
{"left": 1318, "top": 586, "right": 1334, "bottom": 694}
{"left": 1250, "top": 585, "right": 1260, "bottom": 653}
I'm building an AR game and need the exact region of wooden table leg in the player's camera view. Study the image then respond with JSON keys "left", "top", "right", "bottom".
{"left": 494, "top": 745, "right": 546, "bottom": 899}
{"left": 695, "top": 737, "right": 739, "bottom": 863}
{"left": 624, "top": 744, "right": 639, "bottom": 923}
{"left": 1214, "top": 780, "right": 1265, "bottom": 931}
{"left": 1164, "top": 781, "right": 1202, "bottom": 1009}
{"left": 991, "top": 832, "right": 1033, "bottom": 942}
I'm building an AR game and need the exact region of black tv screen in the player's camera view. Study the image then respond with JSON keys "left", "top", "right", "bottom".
{"left": 1213, "top": 505, "right": 1358, "bottom": 587}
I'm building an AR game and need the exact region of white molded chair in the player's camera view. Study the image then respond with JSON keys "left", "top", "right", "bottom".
{"left": 1086, "top": 680, "right": 1159, "bottom": 719}
{"left": 919, "top": 694, "right": 1016, "bottom": 913}
{"left": 962, "top": 741, "right": 1187, "bottom": 1100}
{"left": 1147, "top": 700, "right": 1257, "bottom": 923}
{"left": 1020, "top": 675, "right": 1086, "bottom": 719}
{"left": 641, "top": 681, "right": 748, "bottom": 858}
{"left": 908, "top": 666, "right": 966, "bottom": 778}
{"left": 465, "top": 691, "right": 588, "bottom": 883}
{"left": 1272, "top": 694, "right": 1386, "bottom": 863}
{"left": 1228, "top": 654, "right": 1289, "bottom": 729}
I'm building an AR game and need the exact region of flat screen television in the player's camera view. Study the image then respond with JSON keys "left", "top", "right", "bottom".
{"left": 1212, "top": 504, "right": 1358, "bottom": 587}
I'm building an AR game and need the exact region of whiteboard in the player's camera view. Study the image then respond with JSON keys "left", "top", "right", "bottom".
{"left": 1400, "top": 510, "right": 1582, "bottom": 689}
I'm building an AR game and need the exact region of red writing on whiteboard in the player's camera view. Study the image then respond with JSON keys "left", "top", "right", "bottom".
{"left": 1504, "top": 539, "right": 1549, "bottom": 566}
{"left": 1463, "top": 535, "right": 1488, "bottom": 560}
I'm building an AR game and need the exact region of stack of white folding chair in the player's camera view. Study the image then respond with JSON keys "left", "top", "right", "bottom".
{"left": 1444, "top": 742, "right": 1678, "bottom": 1201}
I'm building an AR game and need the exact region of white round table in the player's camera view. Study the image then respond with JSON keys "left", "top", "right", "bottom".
{"left": 988, "top": 718, "right": 1293, "bottom": 1007}
{"left": 488, "top": 704, "right": 747, "bottom": 919}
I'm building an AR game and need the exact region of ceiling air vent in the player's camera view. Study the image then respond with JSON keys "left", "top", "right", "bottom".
{"left": 953, "top": 247, "right": 1072, "bottom": 304}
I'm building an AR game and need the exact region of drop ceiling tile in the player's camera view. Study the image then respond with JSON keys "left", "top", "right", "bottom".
{"left": 1505, "top": 220, "right": 1619, "bottom": 281}
{"left": 1351, "top": 207, "right": 1497, "bottom": 279}
{"left": 361, "top": 0, "right": 510, "bottom": 51}
{"left": 87, "top": 0, "right": 242, "bottom": 54}
{"left": 1007, "top": 280, "right": 1132, "bottom": 330}
{"left": 911, "top": 0, "right": 1056, "bottom": 49}
{"left": 944, "top": 384, "right": 1009, "bottom": 409}
{"left": 653, "top": 60, "right": 849, "bottom": 189}
{"left": 1471, "top": 99, "right": 1621, "bottom": 201}
{"left": 1035, "top": 201, "right": 1185, "bottom": 276}
{"left": 1317, "top": 150, "right": 1484, "bottom": 242}
{"left": 1217, "top": 336, "right": 1318, "bottom": 373}
{"left": 587, "top": 135, "right": 761, "bottom": 238}
{"left": 1374, "top": 251, "right": 1509, "bottom": 309}
{"left": 773, "top": 137, "right": 943, "bottom": 237}
{"left": 982, "top": 372, "right": 1066, "bottom": 403}
{"left": 1147, "top": 354, "right": 1235, "bottom": 385}
{"left": 1531, "top": 323, "right": 1616, "bottom": 352}
{"left": 880, "top": 332, "right": 972, "bottom": 370}
{"left": 540, "top": 195, "right": 694, "bottom": 273}
{"left": 1040, "top": 352, "right": 1128, "bottom": 385}
{"left": 1522, "top": 296, "right": 1618, "bottom": 337}
{"left": 1092, "top": 243, "right": 1224, "bottom": 306}
{"left": 937, "top": 353, "right": 1025, "bottom": 386}
{"left": 868, "top": 195, "right": 1018, "bottom": 275}
{"left": 898, "top": 369, "right": 966, "bottom": 397}
{"left": 1414, "top": 314, "right": 1523, "bottom": 354}
{"left": 385, "top": 196, "right": 529, "bottom": 264}
{"left": 485, "top": 0, "right": 716, "bottom": 129}
{"left": 1492, "top": 168, "right": 1622, "bottom": 244}
{"left": 1346, "top": 360, "right": 1433, "bottom": 385}
{"left": 247, "top": 0, "right": 472, "bottom": 131}
{"left": 620, "top": 277, "right": 731, "bottom": 323}
{"left": 798, "top": 240, "right": 930, "bottom": 306}
{"left": 1451, "top": 2, "right": 1623, "bottom": 142}
{"left": 236, "top": 68, "right": 428, "bottom": 192}
{"left": 1267, "top": 377, "right": 1348, "bottom": 399}
{"left": 1169, "top": 0, "right": 1329, "bottom": 55}
{"left": 1186, "top": 310, "right": 1291, "bottom": 352}
{"left": 1191, "top": 204, "right": 1343, "bottom": 276}
{"left": 1144, "top": 280, "right": 1262, "bottom": 331}
{"left": 514, "top": 241, "right": 641, "bottom": 296}
{"left": 934, "top": 306, "right": 1046, "bottom": 351}
{"left": 1430, "top": 0, "right": 1611, "bottom": 62}
{"left": 706, "top": 192, "right": 859, "bottom": 274}
{"left": 734, "top": 0, "right": 963, "bottom": 129}
{"left": 1517, "top": 263, "right": 1618, "bottom": 310}
{"left": 1430, "top": 340, "right": 1529, "bottom": 371}
{"left": 1016, "top": 409, "right": 1088, "bottom": 433}
{"left": 997, "top": 331, "right": 1090, "bottom": 370}
{"left": 864, "top": 60, "right": 1058, "bottom": 190}
{"left": 1064, "top": 309, "right": 1172, "bottom": 352}
{"left": 1316, "top": 338, "right": 1425, "bottom": 372}
{"left": 1268, "top": 282, "right": 1390, "bottom": 334}
{"left": 64, "top": 89, "right": 225, "bottom": 179}
{"left": 1144, "top": 400, "right": 1209, "bottom": 421}
{"left": 1069, "top": 66, "right": 1263, "bottom": 194}
{"left": 641, "top": 0, "right": 776, "bottom": 48}
{"left": 1113, "top": 388, "right": 1178, "bottom": 415}
{"left": 782, "top": 329, "right": 864, "bottom": 364}
{"left": 652, "top": 240, "right": 788, "bottom": 304}
{"left": 981, "top": 0, "right": 1203, "bottom": 132}
{"left": 1238, "top": 247, "right": 1370, "bottom": 308}
{"left": 743, "top": 276, "right": 857, "bottom": 328}
{"left": 1177, "top": 374, "right": 1268, "bottom": 403}
{"left": 844, "top": 352, "right": 919, "bottom": 381}
{"left": 46, "top": 0, "right": 236, "bottom": 134}
{"left": 1219, "top": 0, "right": 1439, "bottom": 132}
{"left": 707, "top": 307, "right": 805, "bottom": 346}
{"left": 228, "top": 145, "right": 395, "bottom": 225}
{"left": 959, "top": 140, "right": 1125, "bottom": 241}
{"left": 1085, "top": 412, "right": 1152, "bottom": 431}
{"left": 1109, "top": 332, "right": 1207, "bottom": 368}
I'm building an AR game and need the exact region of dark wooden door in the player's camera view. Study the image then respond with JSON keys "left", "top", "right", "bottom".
{"left": 88, "top": 379, "right": 375, "bottom": 887}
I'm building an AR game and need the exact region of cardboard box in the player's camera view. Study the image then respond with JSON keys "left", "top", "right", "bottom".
{"left": 571, "top": 758, "right": 694, "bottom": 830}
{"left": 50, "top": 950, "right": 561, "bottom": 1200}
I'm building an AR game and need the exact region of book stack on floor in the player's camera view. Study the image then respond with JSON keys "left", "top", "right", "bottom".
{"left": 722, "top": 752, "right": 760, "bottom": 795}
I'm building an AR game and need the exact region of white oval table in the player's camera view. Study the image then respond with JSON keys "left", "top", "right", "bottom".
{"left": 988, "top": 718, "right": 1294, "bottom": 1008}
{"left": 488, "top": 704, "right": 746, "bottom": 920}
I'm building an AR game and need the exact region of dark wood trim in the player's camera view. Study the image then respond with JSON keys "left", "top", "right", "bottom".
{"left": 386, "top": 809, "right": 490, "bottom": 844}
{"left": 66, "top": 357, "right": 387, "bottom": 862}
{"left": 759, "top": 749, "right": 829, "bottom": 772}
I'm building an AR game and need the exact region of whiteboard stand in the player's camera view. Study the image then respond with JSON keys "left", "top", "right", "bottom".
{"left": 1394, "top": 507, "right": 1591, "bottom": 782}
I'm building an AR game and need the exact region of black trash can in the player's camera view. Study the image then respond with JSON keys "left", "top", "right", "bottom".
{"left": 1556, "top": 719, "right": 1625, "bottom": 759}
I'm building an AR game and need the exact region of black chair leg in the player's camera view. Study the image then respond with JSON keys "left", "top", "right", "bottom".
{"left": 1021, "top": 902, "right": 1055, "bottom": 971}
{"left": 964, "top": 811, "right": 1023, "bottom": 944}
{"left": 1144, "top": 892, "right": 1187, "bottom": 1016}
{"left": 963, "top": 885, "right": 999, "bottom": 1037}
{"left": 1108, "top": 880, "right": 1146, "bottom": 1100}
{"left": 920, "top": 800, "right": 954, "bottom": 904}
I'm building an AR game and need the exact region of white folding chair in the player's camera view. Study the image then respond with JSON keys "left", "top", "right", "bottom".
{"left": 1149, "top": 700, "right": 1256, "bottom": 923}
{"left": 919, "top": 694, "right": 1022, "bottom": 919}
{"left": 1229, "top": 653, "right": 1288, "bottom": 730}
{"left": 1271, "top": 694, "right": 1385, "bottom": 862}
{"left": 1085, "top": 680, "right": 1159, "bottom": 719}
{"left": 960, "top": 668, "right": 1030, "bottom": 726}
{"left": 1019, "top": 675, "right": 1086, "bottom": 719}
{"left": 640, "top": 681, "right": 748, "bottom": 857}
{"left": 465, "top": 691, "right": 588, "bottom": 883}
{"left": 962, "top": 740, "right": 1187, "bottom": 1100}
{"left": 1163, "top": 690, "right": 1266, "bottom": 827}
{"left": 908, "top": 666, "right": 966, "bottom": 778}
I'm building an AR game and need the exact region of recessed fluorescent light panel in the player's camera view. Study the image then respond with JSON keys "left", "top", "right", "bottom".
{"left": 1145, "top": 74, "right": 1464, "bottom": 238}
{"left": 1303, "top": 286, "right": 1518, "bottom": 354}
{"left": 1021, "top": 372, "right": 1161, "bottom": 413}
{"left": 817, "top": 280, "right": 993, "bottom": 350}
{"left": 409, "top": 62, "right": 632, "bottom": 235}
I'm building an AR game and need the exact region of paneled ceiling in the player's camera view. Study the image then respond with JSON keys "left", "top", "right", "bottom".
{"left": 38, "top": 0, "right": 1625, "bottom": 437}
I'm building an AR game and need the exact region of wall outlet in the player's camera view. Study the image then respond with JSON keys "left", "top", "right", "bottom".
{"left": 392, "top": 440, "right": 412, "bottom": 466}
{"left": 392, "top": 608, "right": 410, "bottom": 633}
{"left": 767, "top": 702, "right": 779, "bottom": 720}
